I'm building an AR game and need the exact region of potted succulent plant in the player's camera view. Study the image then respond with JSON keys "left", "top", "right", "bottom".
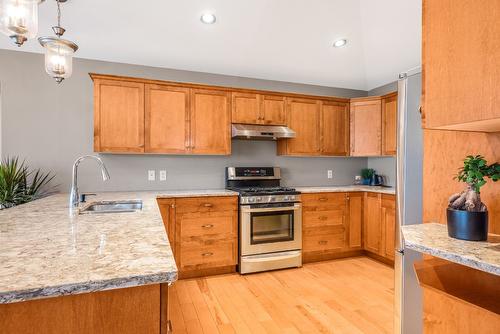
{"left": 447, "top": 155, "right": 499, "bottom": 241}
{"left": 0, "top": 157, "right": 55, "bottom": 210}
{"left": 361, "top": 168, "right": 375, "bottom": 185}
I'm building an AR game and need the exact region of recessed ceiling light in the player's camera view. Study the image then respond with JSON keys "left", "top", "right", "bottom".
{"left": 333, "top": 39, "right": 348, "bottom": 48}
{"left": 200, "top": 13, "right": 217, "bottom": 24}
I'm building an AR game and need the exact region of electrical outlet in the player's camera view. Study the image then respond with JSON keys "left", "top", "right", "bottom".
{"left": 148, "top": 170, "right": 156, "bottom": 181}
{"left": 159, "top": 170, "right": 167, "bottom": 181}
{"left": 327, "top": 170, "right": 333, "bottom": 179}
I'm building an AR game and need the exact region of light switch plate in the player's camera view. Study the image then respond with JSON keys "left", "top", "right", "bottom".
{"left": 327, "top": 170, "right": 333, "bottom": 179}
{"left": 148, "top": 170, "right": 156, "bottom": 181}
{"left": 159, "top": 170, "right": 167, "bottom": 181}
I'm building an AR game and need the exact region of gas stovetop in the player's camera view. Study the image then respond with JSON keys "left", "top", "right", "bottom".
{"left": 231, "top": 186, "right": 300, "bottom": 196}
{"left": 225, "top": 167, "right": 301, "bottom": 204}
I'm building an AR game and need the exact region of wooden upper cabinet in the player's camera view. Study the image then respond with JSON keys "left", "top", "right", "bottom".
{"left": 190, "top": 89, "right": 231, "bottom": 155}
{"left": 94, "top": 79, "right": 145, "bottom": 153}
{"left": 363, "top": 192, "right": 382, "bottom": 254}
{"left": 350, "top": 97, "right": 382, "bottom": 156}
{"left": 261, "top": 95, "right": 286, "bottom": 125}
{"left": 382, "top": 92, "right": 397, "bottom": 156}
{"left": 321, "top": 101, "right": 349, "bottom": 156}
{"left": 231, "top": 92, "right": 260, "bottom": 124}
{"left": 422, "top": 0, "right": 500, "bottom": 132}
{"left": 279, "top": 98, "right": 321, "bottom": 155}
{"left": 231, "top": 93, "right": 286, "bottom": 125}
{"left": 145, "top": 84, "right": 190, "bottom": 154}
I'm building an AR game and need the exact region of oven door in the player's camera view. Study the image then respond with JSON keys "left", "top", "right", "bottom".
{"left": 240, "top": 203, "right": 302, "bottom": 256}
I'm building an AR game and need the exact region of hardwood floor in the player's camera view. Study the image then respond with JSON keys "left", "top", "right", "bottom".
{"left": 170, "top": 256, "right": 394, "bottom": 334}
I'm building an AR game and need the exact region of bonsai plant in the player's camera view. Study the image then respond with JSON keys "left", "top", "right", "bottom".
{"left": 447, "top": 155, "right": 499, "bottom": 241}
{"left": 361, "top": 168, "right": 375, "bottom": 185}
{"left": 0, "top": 157, "right": 55, "bottom": 209}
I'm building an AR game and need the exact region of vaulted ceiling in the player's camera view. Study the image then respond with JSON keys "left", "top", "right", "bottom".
{"left": 0, "top": 0, "right": 421, "bottom": 90}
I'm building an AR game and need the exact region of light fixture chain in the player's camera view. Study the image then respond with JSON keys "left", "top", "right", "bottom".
{"left": 57, "top": 0, "right": 62, "bottom": 27}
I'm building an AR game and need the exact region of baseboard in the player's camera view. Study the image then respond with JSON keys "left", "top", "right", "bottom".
{"left": 364, "top": 251, "right": 395, "bottom": 267}
{"left": 303, "top": 250, "right": 364, "bottom": 264}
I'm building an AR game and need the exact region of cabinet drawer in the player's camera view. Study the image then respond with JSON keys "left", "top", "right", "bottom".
{"left": 302, "top": 193, "right": 346, "bottom": 210}
{"left": 304, "top": 224, "right": 346, "bottom": 237}
{"left": 304, "top": 233, "right": 345, "bottom": 252}
{"left": 180, "top": 242, "right": 236, "bottom": 269}
{"left": 175, "top": 196, "right": 237, "bottom": 213}
{"left": 303, "top": 210, "right": 344, "bottom": 229}
{"left": 179, "top": 213, "right": 236, "bottom": 239}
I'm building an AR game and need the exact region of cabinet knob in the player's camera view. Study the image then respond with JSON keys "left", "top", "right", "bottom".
{"left": 202, "top": 224, "right": 214, "bottom": 229}
{"left": 202, "top": 252, "right": 214, "bottom": 257}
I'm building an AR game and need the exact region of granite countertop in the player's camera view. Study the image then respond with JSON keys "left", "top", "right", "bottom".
{"left": 0, "top": 191, "right": 178, "bottom": 304}
{"left": 157, "top": 189, "right": 238, "bottom": 198}
{"left": 402, "top": 223, "right": 500, "bottom": 276}
{"left": 295, "top": 185, "right": 396, "bottom": 195}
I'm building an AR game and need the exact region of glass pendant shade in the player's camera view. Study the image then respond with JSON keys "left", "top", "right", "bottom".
{"left": 38, "top": 36, "right": 77, "bottom": 83}
{"left": 0, "top": 0, "right": 43, "bottom": 46}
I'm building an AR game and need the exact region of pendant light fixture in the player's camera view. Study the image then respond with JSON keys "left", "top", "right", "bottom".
{"left": 0, "top": 0, "right": 44, "bottom": 46}
{"left": 38, "top": 0, "right": 77, "bottom": 83}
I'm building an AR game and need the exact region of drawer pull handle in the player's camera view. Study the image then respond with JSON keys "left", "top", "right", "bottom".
{"left": 202, "top": 224, "right": 214, "bottom": 229}
{"left": 202, "top": 252, "right": 214, "bottom": 257}
{"left": 203, "top": 203, "right": 213, "bottom": 207}
{"left": 318, "top": 240, "right": 328, "bottom": 245}
{"left": 319, "top": 216, "right": 328, "bottom": 221}
{"left": 318, "top": 198, "right": 328, "bottom": 202}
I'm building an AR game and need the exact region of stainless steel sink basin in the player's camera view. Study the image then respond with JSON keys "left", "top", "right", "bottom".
{"left": 80, "top": 200, "right": 143, "bottom": 214}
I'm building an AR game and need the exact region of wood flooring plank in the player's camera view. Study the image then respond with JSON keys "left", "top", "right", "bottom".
{"left": 170, "top": 256, "right": 394, "bottom": 334}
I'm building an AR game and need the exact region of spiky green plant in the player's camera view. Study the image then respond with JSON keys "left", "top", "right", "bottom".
{"left": 0, "top": 157, "right": 55, "bottom": 209}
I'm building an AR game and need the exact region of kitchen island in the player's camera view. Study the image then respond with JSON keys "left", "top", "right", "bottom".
{"left": 401, "top": 223, "right": 500, "bottom": 333}
{"left": 0, "top": 191, "right": 183, "bottom": 333}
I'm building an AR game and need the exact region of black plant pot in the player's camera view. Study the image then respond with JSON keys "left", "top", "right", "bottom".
{"left": 447, "top": 208, "right": 488, "bottom": 241}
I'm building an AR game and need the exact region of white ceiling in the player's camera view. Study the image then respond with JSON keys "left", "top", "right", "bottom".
{"left": 0, "top": 0, "right": 421, "bottom": 90}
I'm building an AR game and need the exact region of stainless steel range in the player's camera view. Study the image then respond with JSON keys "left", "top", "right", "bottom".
{"left": 226, "top": 167, "right": 302, "bottom": 274}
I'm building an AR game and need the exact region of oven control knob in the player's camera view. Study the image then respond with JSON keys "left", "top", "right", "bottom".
{"left": 288, "top": 195, "right": 295, "bottom": 201}
{"left": 284, "top": 196, "right": 290, "bottom": 201}
{"left": 256, "top": 197, "right": 262, "bottom": 202}
{"left": 248, "top": 197, "right": 256, "bottom": 203}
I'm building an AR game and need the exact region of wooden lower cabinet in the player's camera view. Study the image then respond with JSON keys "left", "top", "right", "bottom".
{"left": 364, "top": 192, "right": 382, "bottom": 254}
{"left": 157, "top": 196, "right": 238, "bottom": 278}
{"left": 415, "top": 259, "right": 500, "bottom": 334}
{"left": 363, "top": 193, "right": 396, "bottom": 262}
{"left": 302, "top": 192, "right": 362, "bottom": 262}
{"left": 381, "top": 194, "right": 396, "bottom": 260}
{"left": 0, "top": 284, "right": 171, "bottom": 334}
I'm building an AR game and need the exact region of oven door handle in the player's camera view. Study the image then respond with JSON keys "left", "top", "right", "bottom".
{"left": 241, "top": 205, "right": 301, "bottom": 213}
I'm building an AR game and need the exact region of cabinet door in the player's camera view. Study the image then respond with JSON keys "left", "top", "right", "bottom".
{"left": 363, "top": 192, "right": 381, "bottom": 254}
{"left": 145, "top": 84, "right": 190, "bottom": 154}
{"left": 382, "top": 93, "right": 397, "bottom": 156}
{"left": 94, "top": 79, "right": 145, "bottom": 153}
{"left": 321, "top": 101, "right": 349, "bottom": 156}
{"left": 382, "top": 195, "right": 396, "bottom": 260}
{"left": 422, "top": 0, "right": 500, "bottom": 131}
{"left": 261, "top": 95, "right": 286, "bottom": 125}
{"left": 283, "top": 98, "right": 321, "bottom": 155}
{"left": 350, "top": 98, "right": 382, "bottom": 156}
{"left": 348, "top": 192, "right": 363, "bottom": 249}
{"left": 231, "top": 92, "right": 260, "bottom": 124}
{"left": 190, "top": 89, "right": 231, "bottom": 155}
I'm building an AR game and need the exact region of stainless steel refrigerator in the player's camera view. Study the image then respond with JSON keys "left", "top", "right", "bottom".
{"left": 394, "top": 68, "right": 423, "bottom": 334}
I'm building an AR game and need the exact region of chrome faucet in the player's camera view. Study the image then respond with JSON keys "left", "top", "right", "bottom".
{"left": 69, "top": 155, "right": 110, "bottom": 215}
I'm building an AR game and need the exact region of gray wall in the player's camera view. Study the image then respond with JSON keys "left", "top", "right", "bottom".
{"left": 0, "top": 49, "right": 368, "bottom": 193}
{"left": 366, "top": 81, "right": 398, "bottom": 186}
